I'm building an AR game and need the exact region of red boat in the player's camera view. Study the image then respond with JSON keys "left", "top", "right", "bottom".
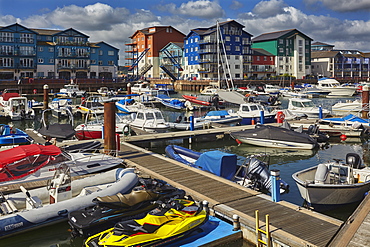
{"left": 182, "top": 95, "right": 223, "bottom": 106}
{"left": 0, "top": 144, "right": 62, "bottom": 183}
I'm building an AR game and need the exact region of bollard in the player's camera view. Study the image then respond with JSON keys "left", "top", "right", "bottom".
{"left": 189, "top": 115, "right": 194, "bottom": 131}
{"left": 233, "top": 214, "right": 240, "bottom": 231}
{"left": 270, "top": 169, "right": 280, "bottom": 202}
{"left": 202, "top": 200, "right": 209, "bottom": 215}
{"left": 101, "top": 126, "right": 104, "bottom": 139}
{"left": 43, "top": 84, "right": 49, "bottom": 110}
{"left": 260, "top": 110, "right": 265, "bottom": 124}
{"left": 115, "top": 133, "right": 120, "bottom": 154}
{"left": 319, "top": 105, "right": 323, "bottom": 119}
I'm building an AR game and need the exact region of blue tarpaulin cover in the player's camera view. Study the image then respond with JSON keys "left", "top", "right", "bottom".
{"left": 195, "top": 150, "right": 237, "bottom": 180}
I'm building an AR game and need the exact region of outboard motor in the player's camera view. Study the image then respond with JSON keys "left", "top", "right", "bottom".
{"left": 346, "top": 153, "right": 362, "bottom": 169}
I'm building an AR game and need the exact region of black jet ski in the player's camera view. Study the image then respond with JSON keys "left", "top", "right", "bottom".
{"left": 68, "top": 178, "right": 185, "bottom": 237}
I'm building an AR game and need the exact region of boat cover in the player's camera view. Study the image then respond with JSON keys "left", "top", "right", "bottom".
{"left": 38, "top": 123, "right": 76, "bottom": 139}
{"left": 231, "top": 124, "right": 317, "bottom": 144}
{"left": 205, "top": 110, "right": 229, "bottom": 117}
{"left": 217, "top": 90, "right": 246, "bottom": 104}
{"left": 194, "top": 150, "right": 237, "bottom": 180}
{"left": 0, "top": 144, "right": 62, "bottom": 182}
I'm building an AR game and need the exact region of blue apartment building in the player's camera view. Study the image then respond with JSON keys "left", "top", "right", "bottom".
{"left": 0, "top": 23, "right": 118, "bottom": 80}
{"left": 182, "top": 20, "right": 253, "bottom": 81}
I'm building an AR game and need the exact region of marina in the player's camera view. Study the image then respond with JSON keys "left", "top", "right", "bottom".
{"left": 0, "top": 89, "right": 369, "bottom": 246}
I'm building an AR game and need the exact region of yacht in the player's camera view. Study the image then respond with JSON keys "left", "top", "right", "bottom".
{"left": 317, "top": 78, "right": 357, "bottom": 96}
{"left": 56, "top": 81, "right": 86, "bottom": 98}
{"left": 288, "top": 98, "right": 330, "bottom": 119}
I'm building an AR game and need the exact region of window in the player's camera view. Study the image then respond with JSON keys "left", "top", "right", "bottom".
{"left": 226, "top": 46, "right": 231, "bottom": 51}
{"left": 235, "top": 37, "right": 240, "bottom": 42}
{"left": 38, "top": 58, "right": 44, "bottom": 63}
{"left": 38, "top": 47, "right": 43, "bottom": 52}
{"left": 299, "top": 40, "right": 303, "bottom": 46}
{"left": 279, "top": 39, "right": 284, "bottom": 44}
{"left": 108, "top": 61, "right": 114, "bottom": 65}
{"left": 264, "top": 56, "right": 267, "bottom": 61}
{"left": 98, "top": 60, "right": 103, "bottom": 65}
{"left": 235, "top": 64, "right": 240, "bottom": 69}
{"left": 235, "top": 56, "right": 240, "bottom": 60}
{"left": 47, "top": 36, "right": 52, "bottom": 41}
{"left": 20, "top": 58, "right": 33, "bottom": 67}
{"left": 235, "top": 46, "right": 240, "bottom": 51}
{"left": 91, "top": 49, "right": 96, "bottom": 54}
{"left": 279, "top": 48, "right": 283, "bottom": 53}
{"left": 225, "top": 36, "right": 230, "bottom": 41}
{"left": 108, "top": 50, "right": 114, "bottom": 56}
{"left": 99, "top": 50, "right": 103, "bottom": 55}
{"left": 91, "top": 60, "right": 96, "bottom": 64}
{"left": 49, "top": 47, "right": 54, "bottom": 52}
{"left": 49, "top": 59, "right": 54, "bottom": 63}
{"left": 0, "top": 32, "right": 14, "bottom": 42}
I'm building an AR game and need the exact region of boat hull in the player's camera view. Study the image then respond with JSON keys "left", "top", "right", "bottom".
{"left": 235, "top": 137, "right": 316, "bottom": 149}
{"left": 240, "top": 115, "right": 275, "bottom": 125}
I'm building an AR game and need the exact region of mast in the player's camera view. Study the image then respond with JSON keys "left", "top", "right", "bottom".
{"left": 216, "top": 20, "right": 221, "bottom": 88}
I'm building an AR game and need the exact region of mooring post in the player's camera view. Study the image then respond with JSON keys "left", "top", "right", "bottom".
{"left": 319, "top": 105, "right": 323, "bottom": 119}
{"left": 233, "top": 214, "right": 240, "bottom": 231}
{"left": 362, "top": 85, "right": 369, "bottom": 119}
{"left": 127, "top": 83, "right": 131, "bottom": 99}
{"left": 271, "top": 169, "right": 281, "bottom": 202}
{"left": 43, "top": 84, "right": 49, "bottom": 110}
{"left": 260, "top": 110, "right": 265, "bottom": 124}
{"left": 104, "top": 102, "right": 116, "bottom": 154}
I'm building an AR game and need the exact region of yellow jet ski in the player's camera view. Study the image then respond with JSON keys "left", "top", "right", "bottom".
{"left": 85, "top": 198, "right": 208, "bottom": 247}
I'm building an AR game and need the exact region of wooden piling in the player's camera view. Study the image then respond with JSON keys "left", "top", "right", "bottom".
{"left": 104, "top": 102, "right": 116, "bottom": 153}
{"left": 43, "top": 84, "right": 49, "bottom": 110}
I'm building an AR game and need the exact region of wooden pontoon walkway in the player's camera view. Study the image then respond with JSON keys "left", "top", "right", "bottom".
{"left": 118, "top": 141, "right": 343, "bottom": 247}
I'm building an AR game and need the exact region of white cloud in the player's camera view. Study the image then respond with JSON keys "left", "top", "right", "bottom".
{"left": 304, "top": 0, "right": 370, "bottom": 12}
{"left": 252, "top": 0, "right": 288, "bottom": 18}
{"left": 160, "top": 0, "right": 224, "bottom": 19}
{"left": 230, "top": 1, "right": 243, "bottom": 10}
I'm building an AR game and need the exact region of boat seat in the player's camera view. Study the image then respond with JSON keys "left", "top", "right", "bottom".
{"left": 93, "top": 189, "right": 158, "bottom": 209}
{"left": 314, "top": 164, "right": 329, "bottom": 184}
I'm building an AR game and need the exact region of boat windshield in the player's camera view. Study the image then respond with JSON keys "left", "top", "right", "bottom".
{"left": 292, "top": 101, "right": 314, "bottom": 107}
{"left": 154, "top": 111, "right": 164, "bottom": 120}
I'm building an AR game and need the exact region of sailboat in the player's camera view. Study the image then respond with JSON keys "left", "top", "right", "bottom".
{"left": 208, "top": 21, "right": 247, "bottom": 105}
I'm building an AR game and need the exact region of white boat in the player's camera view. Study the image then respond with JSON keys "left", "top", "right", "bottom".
{"left": 331, "top": 99, "right": 362, "bottom": 116}
{"left": 115, "top": 95, "right": 146, "bottom": 114}
{"left": 0, "top": 89, "right": 35, "bottom": 120}
{"left": 292, "top": 153, "right": 370, "bottom": 205}
{"left": 264, "top": 84, "right": 281, "bottom": 94}
{"left": 0, "top": 143, "right": 125, "bottom": 187}
{"left": 56, "top": 81, "right": 86, "bottom": 98}
{"left": 287, "top": 98, "right": 331, "bottom": 119}
{"left": 196, "top": 110, "right": 241, "bottom": 125}
{"left": 130, "top": 81, "right": 158, "bottom": 95}
{"left": 200, "top": 85, "right": 219, "bottom": 95}
{"left": 78, "top": 96, "right": 105, "bottom": 115}
{"left": 236, "top": 103, "right": 276, "bottom": 125}
{"left": 97, "top": 87, "right": 115, "bottom": 97}
{"left": 316, "top": 78, "right": 357, "bottom": 96}
{"left": 230, "top": 124, "right": 318, "bottom": 150}
{"left": 49, "top": 98, "right": 73, "bottom": 117}
{"left": 129, "top": 108, "right": 169, "bottom": 133}
{"left": 0, "top": 166, "right": 138, "bottom": 239}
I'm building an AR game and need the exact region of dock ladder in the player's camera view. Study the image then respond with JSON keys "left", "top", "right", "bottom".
{"left": 256, "top": 210, "right": 271, "bottom": 247}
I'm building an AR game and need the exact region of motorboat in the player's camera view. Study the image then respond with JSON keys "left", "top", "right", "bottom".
{"left": 331, "top": 99, "right": 362, "bottom": 116}
{"left": 299, "top": 86, "right": 331, "bottom": 96}
{"left": 200, "top": 85, "right": 219, "bottom": 95}
{"left": 78, "top": 96, "right": 105, "bottom": 115}
{"left": 0, "top": 166, "right": 138, "bottom": 239}
{"left": 168, "top": 116, "right": 212, "bottom": 130}
{"left": 263, "top": 84, "right": 281, "bottom": 95}
{"left": 55, "top": 81, "right": 86, "bottom": 98}
{"left": 0, "top": 143, "right": 125, "bottom": 187}
{"left": 165, "top": 145, "right": 289, "bottom": 194}
{"left": 130, "top": 81, "right": 158, "bottom": 95}
{"left": 155, "top": 83, "right": 177, "bottom": 94}
{"left": 287, "top": 98, "right": 331, "bottom": 119}
{"left": 85, "top": 198, "right": 208, "bottom": 247}
{"left": 97, "top": 87, "right": 115, "bottom": 97}
{"left": 37, "top": 109, "right": 76, "bottom": 140}
{"left": 236, "top": 103, "right": 276, "bottom": 125}
{"left": 181, "top": 94, "right": 223, "bottom": 107}
{"left": 230, "top": 124, "right": 319, "bottom": 150}
{"left": 115, "top": 94, "right": 145, "bottom": 114}
{"left": 0, "top": 124, "right": 31, "bottom": 146}
{"left": 292, "top": 153, "right": 370, "bottom": 205}
{"left": 49, "top": 98, "right": 73, "bottom": 117}
{"left": 75, "top": 113, "right": 133, "bottom": 140}
{"left": 316, "top": 78, "right": 357, "bottom": 96}
{"left": 129, "top": 107, "right": 169, "bottom": 133}
{"left": 68, "top": 178, "right": 185, "bottom": 237}
{"left": 155, "top": 94, "right": 186, "bottom": 110}
{"left": 319, "top": 114, "right": 370, "bottom": 127}
{"left": 0, "top": 89, "right": 35, "bottom": 120}
{"left": 196, "top": 110, "right": 242, "bottom": 125}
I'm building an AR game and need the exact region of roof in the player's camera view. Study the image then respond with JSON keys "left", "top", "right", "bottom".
{"left": 252, "top": 29, "right": 313, "bottom": 42}
{"left": 252, "top": 48, "right": 274, "bottom": 56}
{"left": 187, "top": 20, "right": 253, "bottom": 39}
{"left": 312, "top": 41, "right": 334, "bottom": 47}
{"left": 311, "top": 51, "right": 340, "bottom": 58}
{"left": 130, "top": 26, "right": 185, "bottom": 38}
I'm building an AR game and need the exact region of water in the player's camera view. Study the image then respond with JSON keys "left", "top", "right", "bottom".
{"left": 1, "top": 92, "right": 367, "bottom": 246}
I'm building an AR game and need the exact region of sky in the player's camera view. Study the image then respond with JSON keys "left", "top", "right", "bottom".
{"left": 1, "top": 0, "right": 370, "bottom": 65}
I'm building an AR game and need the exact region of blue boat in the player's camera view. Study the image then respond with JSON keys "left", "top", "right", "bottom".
{"left": 0, "top": 124, "right": 31, "bottom": 145}
{"left": 165, "top": 145, "right": 289, "bottom": 193}
{"left": 319, "top": 114, "right": 370, "bottom": 126}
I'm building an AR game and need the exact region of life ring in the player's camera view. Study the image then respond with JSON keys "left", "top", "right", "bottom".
{"left": 278, "top": 112, "right": 285, "bottom": 121}
{"left": 123, "top": 124, "right": 130, "bottom": 136}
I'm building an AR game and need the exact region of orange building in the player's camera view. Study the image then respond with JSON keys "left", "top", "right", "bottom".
{"left": 125, "top": 26, "right": 185, "bottom": 79}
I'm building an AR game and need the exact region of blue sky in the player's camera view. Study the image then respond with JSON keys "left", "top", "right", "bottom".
{"left": 1, "top": 0, "right": 370, "bottom": 64}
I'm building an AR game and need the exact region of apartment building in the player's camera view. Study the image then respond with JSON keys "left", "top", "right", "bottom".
{"left": 0, "top": 23, "right": 119, "bottom": 80}
{"left": 252, "top": 29, "right": 312, "bottom": 79}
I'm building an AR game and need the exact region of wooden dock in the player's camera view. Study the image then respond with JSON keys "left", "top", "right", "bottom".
{"left": 118, "top": 141, "right": 343, "bottom": 247}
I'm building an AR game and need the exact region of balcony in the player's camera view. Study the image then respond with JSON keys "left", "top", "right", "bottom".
{"left": 198, "top": 49, "right": 217, "bottom": 54}
{"left": 198, "top": 39, "right": 217, "bottom": 44}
